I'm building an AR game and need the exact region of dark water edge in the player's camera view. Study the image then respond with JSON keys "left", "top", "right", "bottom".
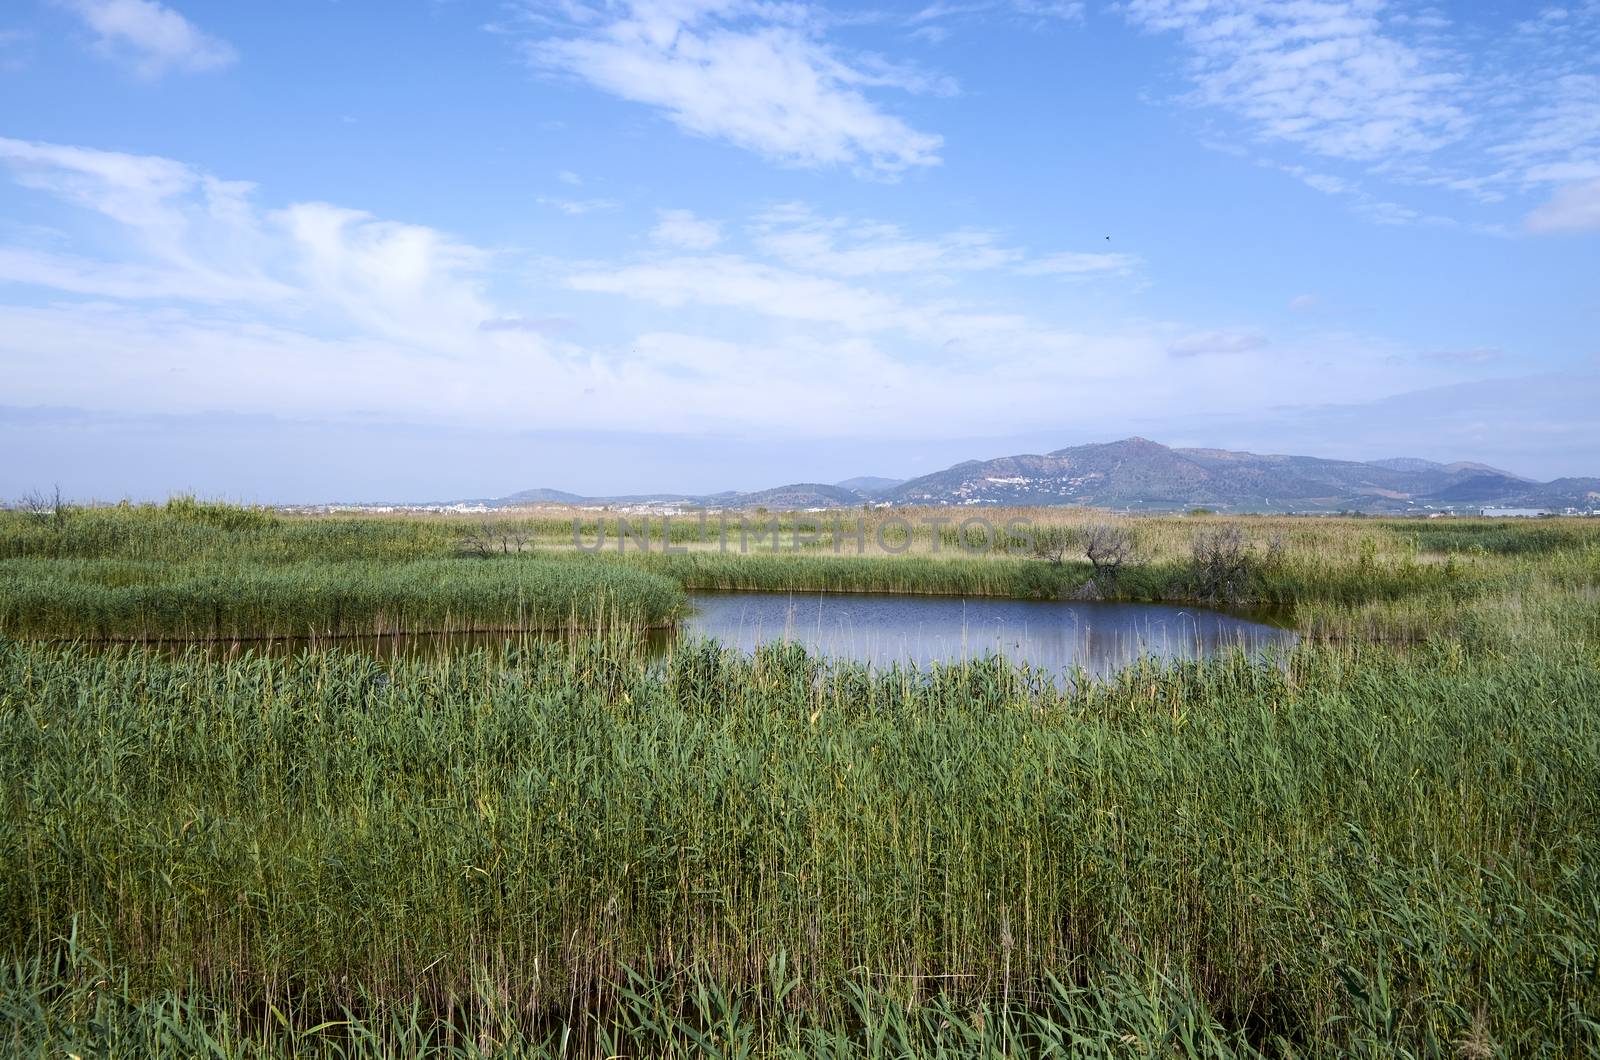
{"left": 34, "top": 591, "right": 1296, "bottom": 679}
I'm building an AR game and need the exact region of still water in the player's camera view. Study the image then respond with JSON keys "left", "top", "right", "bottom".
{"left": 680, "top": 592, "right": 1296, "bottom": 678}
{"left": 93, "top": 592, "right": 1295, "bottom": 678}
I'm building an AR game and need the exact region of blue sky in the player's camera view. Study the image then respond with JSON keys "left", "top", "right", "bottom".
{"left": 2, "top": 0, "right": 1597, "bottom": 501}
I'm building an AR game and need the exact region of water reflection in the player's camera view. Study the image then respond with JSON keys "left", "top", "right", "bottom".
{"left": 681, "top": 592, "right": 1296, "bottom": 678}
{"left": 68, "top": 592, "right": 1296, "bottom": 678}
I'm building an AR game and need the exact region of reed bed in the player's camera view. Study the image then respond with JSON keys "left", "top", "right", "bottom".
{"left": 5, "top": 503, "right": 1596, "bottom": 645}
{"left": 0, "top": 558, "right": 684, "bottom": 640}
{"left": 3, "top": 502, "right": 1598, "bottom": 1055}
{"left": 3, "top": 633, "right": 1598, "bottom": 1056}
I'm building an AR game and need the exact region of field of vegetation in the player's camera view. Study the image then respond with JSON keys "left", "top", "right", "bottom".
{"left": 0, "top": 500, "right": 686, "bottom": 640}
{"left": 1, "top": 500, "right": 1597, "bottom": 1056}
{"left": 5, "top": 498, "right": 1596, "bottom": 644}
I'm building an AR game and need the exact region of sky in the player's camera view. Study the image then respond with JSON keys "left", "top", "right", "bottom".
{"left": 2, "top": 0, "right": 1597, "bottom": 502}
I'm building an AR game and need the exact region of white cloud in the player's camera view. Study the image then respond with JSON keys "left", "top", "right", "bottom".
{"left": 1491, "top": 73, "right": 1600, "bottom": 187}
{"left": 1525, "top": 177, "right": 1600, "bottom": 232}
{"left": 56, "top": 0, "right": 235, "bottom": 77}
{"left": 1274, "top": 163, "right": 1356, "bottom": 197}
{"left": 564, "top": 244, "right": 1131, "bottom": 341}
{"left": 651, "top": 208, "right": 722, "bottom": 249}
{"left": 537, "top": 195, "right": 620, "bottom": 215}
{"left": 1123, "top": 0, "right": 1469, "bottom": 162}
{"left": 530, "top": 0, "right": 945, "bottom": 176}
{"left": 909, "top": 0, "right": 1084, "bottom": 32}
{"left": 554, "top": 224, "right": 1434, "bottom": 433}
{"left": 1012, "top": 1, "right": 1083, "bottom": 19}
{"left": 1128, "top": 1, "right": 1600, "bottom": 227}
{"left": 0, "top": 136, "right": 492, "bottom": 348}
{"left": 567, "top": 254, "right": 908, "bottom": 331}
{"left": 0, "top": 136, "right": 1474, "bottom": 447}
{"left": 0, "top": 136, "right": 290, "bottom": 302}
{"left": 557, "top": 169, "right": 583, "bottom": 185}
{"left": 1351, "top": 199, "right": 1458, "bottom": 227}
{"left": 749, "top": 206, "right": 1018, "bottom": 275}
{"left": 1014, "top": 250, "right": 1142, "bottom": 277}
{"left": 276, "top": 202, "right": 493, "bottom": 346}
{"left": 749, "top": 205, "right": 1140, "bottom": 279}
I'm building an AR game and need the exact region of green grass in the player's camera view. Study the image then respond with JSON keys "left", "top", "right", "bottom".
{"left": 3, "top": 503, "right": 1599, "bottom": 1055}
{"left": 0, "top": 557, "right": 684, "bottom": 640}
{"left": 3, "top": 632, "right": 1598, "bottom": 1056}
{"left": 0, "top": 503, "right": 685, "bottom": 639}
{"left": 627, "top": 549, "right": 1076, "bottom": 597}
{"left": 5, "top": 503, "right": 1598, "bottom": 644}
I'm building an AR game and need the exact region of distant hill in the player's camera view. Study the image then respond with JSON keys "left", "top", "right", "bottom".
{"left": 1366, "top": 457, "right": 1530, "bottom": 481}
{"left": 834, "top": 476, "right": 904, "bottom": 495}
{"left": 465, "top": 438, "right": 1598, "bottom": 513}
{"left": 881, "top": 438, "right": 1592, "bottom": 512}
{"left": 737, "top": 483, "right": 868, "bottom": 509}
{"left": 493, "top": 488, "right": 589, "bottom": 505}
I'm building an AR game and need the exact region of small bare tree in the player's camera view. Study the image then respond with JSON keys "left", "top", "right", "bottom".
{"left": 1083, "top": 522, "right": 1136, "bottom": 584}
{"left": 19, "top": 486, "right": 72, "bottom": 532}
{"left": 460, "top": 520, "right": 531, "bottom": 558}
{"left": 1191, "top": 526, "right": 1252, "bottom": 604}
{"left": 1029, "top": 525, "right": 1078, "bottom": 566}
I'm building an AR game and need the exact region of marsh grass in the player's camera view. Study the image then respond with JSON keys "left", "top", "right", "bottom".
{"left": 3, "top": 504, "right": 1599, "bottom": 1055}
{"left": 5, "top": 503, "right": 1595, "bottom": 644}
{"left": 0, "top": 557, "right": 684, "bottom": 640}
{"left": 0, "top": 504, "right": 688, "bottom": 639}
{"left": 3, "top": 630, "right": 1597, "bottom": 1056}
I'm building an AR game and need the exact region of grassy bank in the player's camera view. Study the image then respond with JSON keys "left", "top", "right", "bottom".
{"left": 0, "top": 557, "right": 684, "bottom": 640}
{"left": 6, "top": 500, "right": 1596, "bottom": 643}
{"left": 3, "top": 635, "right": 1597, "bottom": 1056}
{"left": 0, "top": 503, "right": 685, "bottom": 639}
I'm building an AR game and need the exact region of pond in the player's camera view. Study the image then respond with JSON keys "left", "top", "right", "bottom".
{"left": 681, "top": 591, "right": 1295, "bottom": 678}
{"left": 62, "top": 591, "right": 1296, "bottom": 678}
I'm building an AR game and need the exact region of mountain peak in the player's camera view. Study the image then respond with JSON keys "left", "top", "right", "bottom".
{"left": 471, "top": 439, "right": 1591, "bottom": 513}
{"left": 1048, "top": 436, "right": 1173, "bottom": 459}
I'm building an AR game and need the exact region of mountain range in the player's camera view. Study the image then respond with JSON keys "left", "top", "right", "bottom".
{"left": 467, "top": 438, "right": 1600, "bottom": 514}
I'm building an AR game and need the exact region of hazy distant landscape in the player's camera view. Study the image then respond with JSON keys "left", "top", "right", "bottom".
{"left": 444, "top": 437, "right": 1600, "bottom": 515}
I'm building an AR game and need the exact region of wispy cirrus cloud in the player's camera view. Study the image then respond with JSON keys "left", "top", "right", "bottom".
{"left": 567, "top": 253, "right": 908, "bottom": 330}
{"left": 749, "top": 204, "right": 1140, "bottom": 279}
{"left": 1123, "top": 0, "right": 1470, "bottom": 162}
{"left": 1014, "top": 250, "right": 1142, "bottom": 277}
{"left": 750, "top": 206, "right": 1017, "bottom": 275}
{"left": 908, "top": 0, "right": 1084, "bottom": 42}
{"left": 651, "top": 208, "right": 722, "bottom": 249}
{"left": 1525, "top": 176, "right": 1600, "bottom": 232}
{"left": 0, "top": 136, "right": 491, "bottom": 347}
{"left": 0, "top": 136, "right": 289, "bottom": 302}
{"left": 54, "top": 0, "right": 235, "bottom": 77}
{"left": 1491, "top": 74, "right": 1600, "bottom": 186}
{"left": 537, "top": 195, "right": 620, "bottom": 215}
{"left": 525, "top": 0, "right": 947, "bottom": 176}
{"left": 1126, "top": 0, "right": 1600, "bottom": 231}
